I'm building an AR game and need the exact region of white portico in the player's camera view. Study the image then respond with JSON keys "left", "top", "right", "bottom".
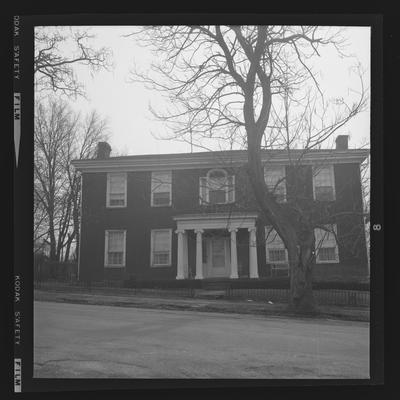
{"left": 174, "top": 212, "right": 259, "bottom": 280}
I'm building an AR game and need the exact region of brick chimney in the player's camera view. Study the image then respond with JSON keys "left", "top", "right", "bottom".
{"left": 335, "top": 135, "right": 349, "bottom": 150}
{"left": 96, "top": 142, "right": 112, "bottom": 159}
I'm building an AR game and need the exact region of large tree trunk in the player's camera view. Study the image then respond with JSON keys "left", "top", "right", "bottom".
{"left": 246, "top": 130, "right": 316, "bottom": 313}
{"left": 287, "top": 231, "right": 316, "bottom": 312}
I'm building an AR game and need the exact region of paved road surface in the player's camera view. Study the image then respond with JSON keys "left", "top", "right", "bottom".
{"left": 34, "top": 301, "right": 369, "bottom": 379}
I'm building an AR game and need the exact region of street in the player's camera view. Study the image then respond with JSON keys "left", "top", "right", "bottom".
{"left": 34, "top": 301, "right": 369, "bottom": 379}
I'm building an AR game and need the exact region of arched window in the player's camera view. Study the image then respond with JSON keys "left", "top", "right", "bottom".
{"left": 199, "top": 169, "right": 235, "bottom": 205}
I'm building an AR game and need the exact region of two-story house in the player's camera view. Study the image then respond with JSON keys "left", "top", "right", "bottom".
{"left": 71, "top": 135, "right": 369, "bottom": 283}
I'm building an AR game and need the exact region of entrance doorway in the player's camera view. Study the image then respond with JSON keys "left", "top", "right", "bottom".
{"left": 203, "top": 235, "right": 230, "bottom": 278}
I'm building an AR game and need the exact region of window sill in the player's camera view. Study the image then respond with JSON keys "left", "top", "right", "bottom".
{"left": 316, "top": 260, "right": 339, "bottom": 264}
{"left": 106, "top": 205, "right": 127, "bottom": 209}
{"left": 151, "top": 264, "right": 172, "bottom": 268}
{"left": 104, "top": 265, "right": 126, "bottom": 268}
{"left": 313, "top": 199, "right": 336, "bottom": 202}
{"left": 202, "top": 202, "right": 235, "bottom": 206}
{"left": 267, "top": 262, "right": 289, "bottom": 265}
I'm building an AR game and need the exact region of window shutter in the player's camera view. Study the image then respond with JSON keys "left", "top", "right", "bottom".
{"left": 227, "top": 175, "right": 235, "bottom": 203}
{"left": 199, "top": 177, "right": 207, "bottom": 205}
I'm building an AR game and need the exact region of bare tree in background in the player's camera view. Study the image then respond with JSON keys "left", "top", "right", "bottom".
{"left": 34, "top": 26, "right": 111, "bottom": 262}
{"left": 35, "top": 26, "right": 112, "bottom": 98}
{"left": 128, "top": 25, "right": 368, "bottom": 312}
{"left": 34, "top": 98, "right": 108, "bottom": 262}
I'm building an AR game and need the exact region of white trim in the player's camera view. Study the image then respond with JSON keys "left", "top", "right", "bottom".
{"left": 150, "top": 170, "right": 172, "bottom": 207}
{"left": 104, "top": 229, "right": 126, "bottom": 268}
{"left": 106, "top": 172, "right": 127, "bottom": 208}
{"left": 314, "top": 224, "right": 339, "bottom": 264}
{"left": 201, "top": 169, "right": 235, "bottom": 205}
{"left": 312, "top": 164, "right": 336, "bottom": 201}
{"left": 72, "top": 149, "right": 370, "bottom": 173}
{"left": 174, "top": 212, "right": 258, "bottom": 231}
{"left": 150, "top": 229, "right": 172, "bottom": 267}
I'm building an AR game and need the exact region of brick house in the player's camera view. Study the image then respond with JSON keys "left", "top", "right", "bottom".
{"left": 71, "top": 135, "right": 369, "bottom": 283}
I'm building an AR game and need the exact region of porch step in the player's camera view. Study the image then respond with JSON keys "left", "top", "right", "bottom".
{"left": 194, "top": 289, "right": 227, "bottom": 299}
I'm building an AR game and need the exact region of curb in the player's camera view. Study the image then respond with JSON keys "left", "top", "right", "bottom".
{"left": 34, "top": 290, "right": 370, "bottom": 322}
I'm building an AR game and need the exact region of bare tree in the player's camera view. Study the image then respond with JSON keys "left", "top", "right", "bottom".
{"left": 63, "top": 110, "right": 109, "bottom": 261}
{"left": 34, "top": 98, "right": 108, "bottom": 262}
{"left": 128, "top": 25, "right": 368, "bottom": 311}
{"left": 35, "top": 26, "right": 112, "bottom": 98}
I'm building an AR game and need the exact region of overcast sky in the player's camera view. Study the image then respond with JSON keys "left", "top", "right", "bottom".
{"left": 37, "top": 26, "right": 371, "bottom": 156}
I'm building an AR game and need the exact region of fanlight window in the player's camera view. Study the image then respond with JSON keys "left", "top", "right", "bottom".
{"left": 199, "top": 169, "right": 235, "bottom": 205}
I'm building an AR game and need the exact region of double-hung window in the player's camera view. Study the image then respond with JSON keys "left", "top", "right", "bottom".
{"left": 151, "top": 229, "right": 172, "bottom": 266}
{"left": 199, "top": 169, "right": 235, "bottom": 205}
{"left": 151, "top": 171, "right": 172, "bottom": 207}
{"left": 265, "top": 226, "right": 288, "bottom": 264}
{"left": 264, "top": 165, "right": 286, "bottom": 202}
{"left": 265, "top": 226, "right": 289, "bottom": 276}
{"left": 314, "top": 224, "right": 339, "bottom": 263}
{"left": 104, "top": 230, "right": 126, "bottom": 267}
{"left": 313, "top": 165, "right": 336, "bottom": 201}
{"left": 107, "top": 173, "right": 127, "bottom": 207}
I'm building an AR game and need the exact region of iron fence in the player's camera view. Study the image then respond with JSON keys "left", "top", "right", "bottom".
{"left": 226, "top": 287, "right": 369, "bottom": 307}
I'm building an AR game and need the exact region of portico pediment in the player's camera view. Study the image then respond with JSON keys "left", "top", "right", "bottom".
{"left": 173, "top": 212, "right": 259, "bottom": 231}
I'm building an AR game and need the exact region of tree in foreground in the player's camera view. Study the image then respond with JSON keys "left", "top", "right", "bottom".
{"left": 129, "top": 25, "right": 368, "bottom": 312}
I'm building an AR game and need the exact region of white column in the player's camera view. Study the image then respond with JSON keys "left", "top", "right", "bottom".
{"left": 183, "top": 231, "right": 189, "bottom": 279}
{"left": 195, "top": 229, "right": 204, "bottom": 279}
{"left": 248, "top": 227, "right": 259, "bottom": 278}
{"left": 229, "top": 228, "right": 239, "bottom": 279}
{"left": 176, "top": 229, "right": 185, "bottom": 280}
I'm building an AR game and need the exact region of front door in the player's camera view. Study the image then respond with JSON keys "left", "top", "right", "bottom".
{"left": 204, "top": 236, "right": 230, "bottom": 278}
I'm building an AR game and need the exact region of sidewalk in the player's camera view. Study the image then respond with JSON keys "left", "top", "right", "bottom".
{"left": 34, "top": 285, "right": 370, "bottom": 322}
